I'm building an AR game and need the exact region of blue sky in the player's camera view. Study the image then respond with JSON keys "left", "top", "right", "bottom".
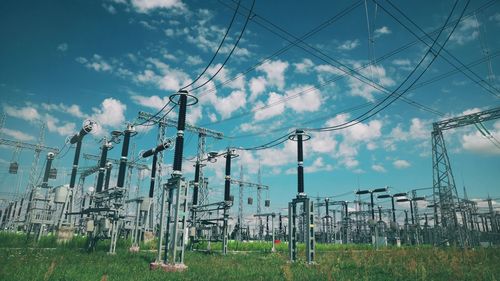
{"left": 1, "top": 0, "right": 499, "bottom": 218}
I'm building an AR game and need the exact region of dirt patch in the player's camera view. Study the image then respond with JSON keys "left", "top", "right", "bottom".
{"left": 44, "top": 260, "right": 57, "bottom": 281}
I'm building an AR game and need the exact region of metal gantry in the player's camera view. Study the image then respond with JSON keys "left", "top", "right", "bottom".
{"left": 432, "top": 106, "right": 500, "bottom": 246}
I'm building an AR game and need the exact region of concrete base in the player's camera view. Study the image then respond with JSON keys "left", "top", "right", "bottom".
{"left": 129, "top": 245, "right": 140, "bottom": 253}
{"left": 56, "top": 226, "right": 74, "bottom": 244}
{"left": 149, "top": 262, "right": 187, "bottom": 272}
{"left": 161, "top": 263, "right": 188, "bottom": 272}
{"left": 144, "top": 231, "right": 154, "bottom": 243}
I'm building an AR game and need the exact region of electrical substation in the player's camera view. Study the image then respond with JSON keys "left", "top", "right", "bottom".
{"left": 0, "top": 0, "right": 499, "bottom": 279}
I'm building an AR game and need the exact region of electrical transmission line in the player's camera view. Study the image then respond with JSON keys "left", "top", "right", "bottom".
{"left": 234, "top": 0, "right": 469, "bottom": 151}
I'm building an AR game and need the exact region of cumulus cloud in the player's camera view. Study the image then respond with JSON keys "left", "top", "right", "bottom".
{"left": 256, "top": 60, "right": 289, "bottom": 90}
{"left": 130, "top": 0, "right": 186, "bottom": 13}
{"left": 449, "top": 18, "right": 480, "bottom": 45}
{"left": 374, "top": 26, "right": 391, "bottom": 38}
{"left": 44, "top": 114, "right": 77, "bottom": 136}
{"left": 253, "top": 92, "right": 285, "bottom": 121}
{"left": 461, "top": 127, "right": 500, "bottom": 155}
{"left": 57, "top": 43, "right": 68, "bottom": 52}
{"left": 3, "top": 104, "right": 40, "bottom": 121}
{"left": 393, "top": 159, "right": 411, "bottom": 169}
{"left": 130, "top": 94, "right": 169, "bottom": 111}
{"left": 215, "top": 90, "right": 246, "bottom": 119}
{"left": 41, "top": 103, "right": 87, "bottom": 119}
{"left": 1, "top": 128, "right": 35, "bottom": 141}
{"left": 372, "top": 164, "right": 386, "bottom": 173}
{"left": 186, "top": 55, "right": 203, "bottom": 65}
{"left": 337, "top": 39, "right": 360, "bottom": 51}
{"left": 76, "top": 54, "right": 112, "bottom": 72}
{"left": 249, "top": 76, "right": 267, "bottom": 102}
{"left": 135, "top": 58, "right": 191, "bottom": 91}
{"left": 294, "top": 58, "right": 314, "bottom": 73}
{"left": 285, "top": 85, "right": 322, "bottom": 113}
{"left": 91, "top": 98, "right": 127, "bottom": 136}
{"left": 347, "top": 62, "right": 395, "bottom": 101}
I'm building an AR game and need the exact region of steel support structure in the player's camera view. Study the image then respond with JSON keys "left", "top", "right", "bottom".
{"left": 432, "top": 106, "right": 500, "bottom": 246}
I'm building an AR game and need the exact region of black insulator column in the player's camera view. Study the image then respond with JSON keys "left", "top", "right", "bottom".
{"left": 192, "top": 161, "right": 200, "bottom": 205}
{"left": 279, "top": 214, "right": 283, "bottom": 232}
{"left": 378, "top": 206, "right": 382, "bottom": 221}
{"left": 344, "top": 202, "right": 348, "bottom": 218}
{"left": 224, "top": 149, "right": 232, "bottom": 202}
{"left": 17, "top": 199, "right": 23, "bottom": 217}
{"left": 80, "top": 196, "right": 86, "bottom": 219}
{"left": 11, "top": 201, "right": 17, "bottom": 219}
{"left": 142, "top": 140, "right": 172, "bottom": 198}
{"left": 117, "top": 125, "right": 134, "bottom": 188}
{"left": 410, "top": 200, "right": 415, "bottom": 225}
{"left": 96, "top": 140, "right": 110, "bottom": 193}
{"left": 325, "top": 198, "right": 330, "bottom": 216}
{"left": 41, "top": 152, "right": 55, "bottom": 188}
{"left": 69, "top": 123, "right": 94, "bottom": 189}
{"left": 104, "top": 163, "right": 113, "bottom": 190}
{"left": 391, "top": 197, "right": 396, "bottom": 223}
{"left": 69, "top": 140, "right": 82, "bottom": 189}
{"left": 404, "top": 210, "right": 409, "bottom": 224}
{"left": 296, "top": 130, "right": 304, "bottom": 194}
{"left": 148, "top": 153, "right": 158, "bottom": 198}
{"left": 370, "top": 193, "right": 375, "bottom": 221}
{"left": 173, "top": 91, "right": 188, "bottom": 174}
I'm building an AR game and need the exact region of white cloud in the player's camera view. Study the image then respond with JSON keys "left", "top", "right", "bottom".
{"left": 137, "top": 58, "right": 191, "bottom": 91}
{"left": 393, "top": 159, "right": 411, "bottom": 169}
{"left": 1, "top": 128, "right": 35, "bottom": 141}
{"left": 249, "top": 76, "right": 267, "bottom": 102}
{"left": 285, "top": 85, "right": 322, "bottom": 113}
{"left": 186, "top": 55, "right": 203, "bottom": 65}
{"left": 130, "top": 95, "right": 169, "bottom": 111}
{"left": 347, "top": 62, "right": 395, "bottom": 101}
{"left": 392, "top": 59, "right": 411, "bottom": 66}
{"left": 102, "top": 3, "right": 117, "bottom": 14}
{"left": 461, "top": 128, "right": 500, "bottom": 155}
{"left": 372, "top": 164, "right": 386, "bottom": 173}
{"left": 450, "top": 18, "right": 480, "bottom": 45}
{"left": 3, "top": 104, "right": 40, "bottom": 121}
{"left": 57, "top": 43, "right": 68, "bottom": 52}
{"left": 204, "top": 63, "right": 245, "bottom": 90}
{"left": 44, "top": 114, "right": 77, "bottom": 136}
{"left": 337, "top": 39, "right": 360, "bottom": 51}
{"left": 253, "top": 92, "right": 285, "bottom": 121}
{"left": 374, "top": 26, "right": 391, "bottom": 38}
{"left": 130, "top": 0, "right": 186, "bottom": 13}
{"left": 294, "top": 58, "right": 314, "bottom": 74}
{"left": 41, "top": 103, "right": 86, "bottom": 119}
{"left": 76, "top": 54, "right": 112, "bottom": 72}
{"left": 215, "top": 90, "right": 246, "bottom": 119}
{"left": 409, "top": 118, "right": 428, "bottom": 139}
{"left": 490, "top": 13, "right": 500, "bottom": 24}
{"left": 256, "top": 60, "right": 289, "bottom": 90}
{"left": 92, "top": 98, "right": 127, "bottom": 130}
{"left": 285, "top": 157, "right": 333, "bottom": 174}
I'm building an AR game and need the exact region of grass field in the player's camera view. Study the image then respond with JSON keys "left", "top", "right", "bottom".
{"left": 0, "top": 233, "right": 499, "bottom": 281}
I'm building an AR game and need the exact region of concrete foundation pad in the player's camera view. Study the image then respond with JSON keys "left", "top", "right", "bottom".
{"left": 149, "top": 262, "right": 162, "bottom": 270}
{"left": 129, "top": 245, "right": 140, "bottom": 253}
{"left": 149, "top": 262, "right": 188, "bottom": 272}
{"left": 161, "top": 263, "right": 188, "bottom": 272}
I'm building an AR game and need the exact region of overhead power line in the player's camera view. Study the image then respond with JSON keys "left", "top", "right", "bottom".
{"left": 180, "top": 0, "right": 242, "bottom": 91}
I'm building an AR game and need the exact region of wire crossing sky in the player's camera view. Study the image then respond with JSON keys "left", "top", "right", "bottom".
{"left": 0, "top": 0, "right": 499, "bottom": 212}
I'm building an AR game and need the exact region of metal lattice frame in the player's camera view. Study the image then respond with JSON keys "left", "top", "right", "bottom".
{"left": 432, "top": 106, "right": 500, "bottom": 246}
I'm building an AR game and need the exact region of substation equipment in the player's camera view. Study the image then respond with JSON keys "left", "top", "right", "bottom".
{"left": 288, "top": 129, "right": 315, "bottom": 264}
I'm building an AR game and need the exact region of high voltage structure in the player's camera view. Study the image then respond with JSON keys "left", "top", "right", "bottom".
{"left": 431, "top": 106, "right": 500, "bottom": 247}
{"left": 1, "top": 0, "right": 500, "bottom": 275}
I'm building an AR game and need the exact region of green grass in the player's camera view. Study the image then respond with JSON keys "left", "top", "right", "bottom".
{"left": 0, "top": 232, "right": 499, "bottom": 281}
